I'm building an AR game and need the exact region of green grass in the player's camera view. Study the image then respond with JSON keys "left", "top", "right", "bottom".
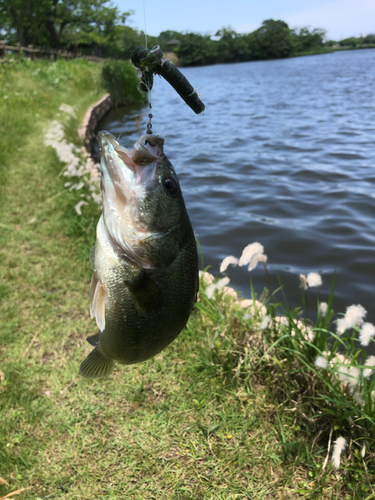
{"left": 1, "top": 58, "right": 374, "bottom": 499}
{"left": 294, "top": 47, "right": 335, "bottom": 57}
{"left": 101, "top": 60, "right": 145, "bottom": 107}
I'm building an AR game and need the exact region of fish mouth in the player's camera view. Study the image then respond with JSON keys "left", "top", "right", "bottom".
{"left": 97, "top": 130, "right": 165, "bottom": 199}
{"left": 97, "top": 131, "right": 166, "bottom": 269}
{"left": 98, "top": 131, "right": 164, "bottom": 172}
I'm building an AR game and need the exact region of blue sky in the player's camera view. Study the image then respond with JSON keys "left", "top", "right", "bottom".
{"left": 115, "top": 0, "right": 375, "bottom": 40}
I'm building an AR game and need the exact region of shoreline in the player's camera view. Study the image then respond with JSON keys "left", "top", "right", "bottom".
{"left": 78, "top": 93, "right": 112, "bottom": 151}
{"left": 176, "top": 45, "right": 375, "bottom": 68}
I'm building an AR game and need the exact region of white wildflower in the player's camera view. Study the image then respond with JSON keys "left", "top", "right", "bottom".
{"left": 243, "top": 313, "right": 252, "bottom": 320}
{"left": 259, "top": 315, "right": 271, "bottom": 331}
{"left": 74, "top": 200, "right": 88, "bottom": 215}
{"left": 199, "top": 270, "right": 215, "bottom": 286}
{"left": 91, "top": 192, "right": 102, "bottom": 205}
{"left": 304, "top": 328, "right": 315, "bottom": 343}
{"left": 69, "top": 181, "right": 85, "bottom": 191}
{"left": 347, "top": 366, "right": 360, "bottom": 389}
{"left": 239, "top": 299, "right": 253, "bottom": 308}
{"left": 344, "top": 304, "right": 366, "bottom": 328}
{"left": 205, "top": 283, "right": 217, "bottom": 299}
{"left": 277, "top": 316, "right": 289, "bottom": 326}
{"left": 359, "top": 322, "right": 375, "bottom": 346}
{"left": 299, "top": 274, "right": 307, "bottom": 290}
{"left": 205, "top": 277, "right": 230, "bottom": 299}
{"left": 315, "top": 355, "right": 328, "bottom": 369}
{"left": 44, "top": 119, "right": 102, "bottom": 208}
{"left": 59, "top": 103, "right": 76, "bottom": 117}
{"left": 216, "top": 277, "right": 230, "bottom": 290}
{"left": 336, "top": 318, "right": 348, "bottom": 335}
{"left": 363, "top": 355, "right": 375, "bottom": 378}
{"left": 248, "top": 253, "right": 268, "bottom": 271}
{"left": 353, "top": 390, "right": 365, "bottom": 407}
{"left": 270, "top": 316, "right": 289, "bottom": 331}
{"left": 222, "top": 286, "right": 238, "bottom": 299}
{"left": 239, "top": 299, "right": 267, "bottom": 317}
{"left": 337, "top": 365, "right": 360, "bottom": 390}
{"left": 220, "top": 256, "right": 238, "bottom": 273}
{"left": 290, "top": 319, "right": 315, "bottom": 342}
{"left": 307, "top": 272, "right": 322, "bottom": 287}
{"left": 319, "top": 302, "right": 328, "bottom": 318}
{"left": 329, "top": 353, "right": 349, "bottom": 371}
{"left": 331, "top": 436, "right": 347, "bottom": 469}
{"left": 331, "top": 353, "right": 346, "bottom": 365}
{"left": 239, "top": 242, "right": 264, "bottom": 267}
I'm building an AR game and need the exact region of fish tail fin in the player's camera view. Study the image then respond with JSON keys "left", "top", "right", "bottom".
{"left": 79, "top": 346, "right": 115, "bottom": 379}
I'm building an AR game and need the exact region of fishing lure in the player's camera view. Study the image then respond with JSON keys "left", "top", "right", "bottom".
{"left": 131, "top": 45, "right": 205, "bottom": 115}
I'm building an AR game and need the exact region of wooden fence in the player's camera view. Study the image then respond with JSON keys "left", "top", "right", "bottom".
{"left": 0, "top": 41, "right": 106, "bottom": 63}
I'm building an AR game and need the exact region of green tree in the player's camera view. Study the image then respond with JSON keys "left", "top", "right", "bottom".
{"left": 339, "top": 36, "right": 359, "bottom": 47}
{"left": 363, "top": 33, "right": 375, "bottom": 44}
{"left": 61, "top": 3, "right": 130, "bottom": 56}
{"left": 118, "top": 25, "right": 158, "bottom": 59}
{"left": 157, "top": 30, "right": 183, "bottom": 52}
{"left": 250, "top": 19, "right": 294, "bottom": 59}
{"left": 175, "top": 32, "right": 218, "bottom": 66}
{"left": 215, "top": 27, "right": 250, "bottom": 63}
{"left": 0, "top": 0, "right": 129, "bottom": 51}
{"left": 291, "top": 26, "right": 326, "bottom": 52}
{"left": 41, "top": 0, "right": 128, "bottom": 50}
{"left": 0, "top": 0, "right": 36, "bottom": 46}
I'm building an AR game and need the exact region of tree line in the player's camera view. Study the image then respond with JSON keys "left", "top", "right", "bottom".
{"left": 0, "top": 1, "right": 374, "bottom": 66}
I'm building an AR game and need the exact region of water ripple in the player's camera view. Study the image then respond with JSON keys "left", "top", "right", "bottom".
{"left": 94, "top": 48, "right": 375, "bottom": 322}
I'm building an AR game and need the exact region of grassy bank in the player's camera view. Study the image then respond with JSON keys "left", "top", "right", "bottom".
{"left": 294, "top": 45, "right": 375, "bottom": 58}
{"left": 1, "top": 59, "right": 374, "bottom": 500}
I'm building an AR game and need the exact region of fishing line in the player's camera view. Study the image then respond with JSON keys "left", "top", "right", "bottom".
{"left": 143, "top": 0, "right": 153, "bottom": 134}
{"left": 143, "top": 0, "right": 148, "bottom": 50}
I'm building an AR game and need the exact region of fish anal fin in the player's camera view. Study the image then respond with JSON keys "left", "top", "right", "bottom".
{"left": 86, "top": 333, "right": 100, "bottom": 347}
{"left": 79, "top": 346, "right": 114, "bottom": 379}
{"left": 125, "top": 271, "right": 163, "bottom": 316}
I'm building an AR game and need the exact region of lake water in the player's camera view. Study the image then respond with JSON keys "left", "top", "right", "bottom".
{"left": 93, "top": 49, "right": 375, "bottom": 323}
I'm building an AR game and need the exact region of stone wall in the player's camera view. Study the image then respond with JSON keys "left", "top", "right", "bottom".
{"left": 78, "top": 93, "right": 112, "bottom": 150}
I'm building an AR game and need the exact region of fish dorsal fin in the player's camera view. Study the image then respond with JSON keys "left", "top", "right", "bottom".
{"left": 89, "top": 274, "right": 106, "bottom": 332}
{"left": 125, "top": 271, "right": 163, "bottom": 316}
{"left": 79, "top": 346, "right": 114, "bottom": 379}
{"left": 89, "top": 245, "right": 96, "bottom": 271}
{"left": 86, "top": 333, "right": 100, "bottom": 347}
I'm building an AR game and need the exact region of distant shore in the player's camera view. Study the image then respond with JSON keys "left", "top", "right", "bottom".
{"left": 175, "top": 44, "right": 375, "bottom": 67}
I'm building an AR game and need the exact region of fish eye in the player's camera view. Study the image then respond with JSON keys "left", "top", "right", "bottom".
{"left": 163, "top": 176, "right": 179, "bottom": 196}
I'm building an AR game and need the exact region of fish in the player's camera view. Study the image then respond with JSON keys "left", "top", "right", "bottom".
{"left": 79, "top": 131, "right": 199, "bottom": 378}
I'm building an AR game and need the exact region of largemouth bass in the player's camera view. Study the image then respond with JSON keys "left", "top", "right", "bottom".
{"left": 79, "top": 131, "right": 199, "bottom": 379}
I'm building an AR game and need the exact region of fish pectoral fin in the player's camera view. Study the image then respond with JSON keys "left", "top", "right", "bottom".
{"left": 125, "top": 271, "right": 163, "bottom": 316}
{"left": 90, "top": 275, "right": 106, "bottom": 332}
{"left": 79, "top": 346, "right": 114, "bottom": 379}
{"left": 89, "top": 273, "right": 98, "bottom": 318}
{"left": 86, "top": 333, "right": 100, "bottom": 347}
